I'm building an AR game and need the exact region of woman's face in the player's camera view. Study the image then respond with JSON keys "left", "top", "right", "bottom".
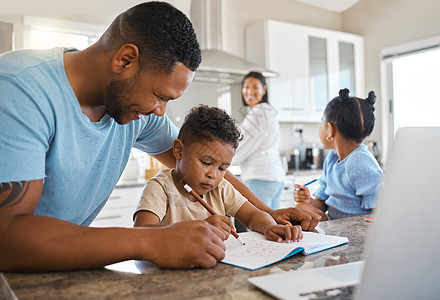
{"left": 242, "top": 77, "right": 266, "bottom": 108}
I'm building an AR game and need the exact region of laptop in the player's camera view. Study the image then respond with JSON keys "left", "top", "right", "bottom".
{"left": 249, "top": 127, "right": 440, "bottom": 300}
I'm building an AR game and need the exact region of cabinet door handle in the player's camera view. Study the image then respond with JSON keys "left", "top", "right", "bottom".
{"left": 109, "top": 196, "right": 122, "bottom": 200}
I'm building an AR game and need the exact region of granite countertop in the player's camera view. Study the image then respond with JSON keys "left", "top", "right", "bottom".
{"left": 0, "top": 216, "right": 370, "bottom": 300}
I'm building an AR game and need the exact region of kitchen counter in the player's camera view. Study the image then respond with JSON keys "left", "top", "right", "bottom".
{"left": 0, "top": 216, "right": 370, "bottom": 300}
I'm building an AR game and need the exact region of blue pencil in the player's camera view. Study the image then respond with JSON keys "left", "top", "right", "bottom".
{"left": 294, "top": 178, "right": 318, "bottom": 191}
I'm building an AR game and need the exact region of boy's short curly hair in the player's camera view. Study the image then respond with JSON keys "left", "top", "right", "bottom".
{"left": 178, "top": 105, "right": 241, "bottom": 149}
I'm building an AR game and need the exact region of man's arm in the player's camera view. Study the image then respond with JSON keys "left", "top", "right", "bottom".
{"left": 150, "top": 149, "right": 321, "bottom": 230}
{"left": 224, "top": 171, "right": 322, "bottom": 231}
{"left": 0, "top": 180, "right": 226, "bottom": 271}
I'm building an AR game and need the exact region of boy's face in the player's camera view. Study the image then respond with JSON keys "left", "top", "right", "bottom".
{"left": 175, "top": 138, "right": 235, "bottom": 196}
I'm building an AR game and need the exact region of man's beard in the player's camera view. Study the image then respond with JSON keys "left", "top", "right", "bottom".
{"left": 104, "top": 74, "right": 137, "bottom": 125}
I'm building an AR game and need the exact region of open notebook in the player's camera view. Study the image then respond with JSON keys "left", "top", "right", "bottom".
{"left": 221, "top": 231, "right": 348, "bottom": 271}
{"left": 249, "top": 127, "right": 440, "bottom": 299}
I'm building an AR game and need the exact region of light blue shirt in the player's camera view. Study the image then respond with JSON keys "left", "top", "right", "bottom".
{"left": 313, "top": 144, "right": 383, "bottom": 219}
{"left": 0, "top": 48, "right": 178, "bottom": 225}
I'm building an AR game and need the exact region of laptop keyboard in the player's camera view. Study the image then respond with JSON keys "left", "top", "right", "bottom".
{"left": 298, "top": 284, "right": 357, "bottom": 299}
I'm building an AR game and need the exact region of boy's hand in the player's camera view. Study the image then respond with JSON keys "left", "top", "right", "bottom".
{"left": 205, "top": 215, "right": 234, "bottom": 237}
{"left": 264, "top": 224, "right": 303, "bottom": 243}
{"left": 294, "top": 184, "right": 313, "bottom": 203}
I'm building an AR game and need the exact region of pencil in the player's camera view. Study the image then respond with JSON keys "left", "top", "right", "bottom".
{"left": 294, "top": 178, "right": 318, "bottom": 191}
{"left": 184, "top": 184, "right": 245, "bottom": 245}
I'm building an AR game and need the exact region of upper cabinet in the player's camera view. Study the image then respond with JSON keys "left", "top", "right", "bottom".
{"left": 245, "top": 20, "right": 364, "bottom": 122}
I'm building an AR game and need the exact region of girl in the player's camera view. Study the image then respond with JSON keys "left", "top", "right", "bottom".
{"left": 294, "top": 89, "right": 383, "bottom": 220}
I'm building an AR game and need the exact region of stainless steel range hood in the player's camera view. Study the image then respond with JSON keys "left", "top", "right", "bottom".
{"left": 190, "top": 0, "right": 277, "bottom": 84}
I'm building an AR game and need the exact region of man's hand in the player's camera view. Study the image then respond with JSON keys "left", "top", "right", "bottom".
{"left": 269, "top": 207, "right": 321, "bottom": 231}
{"left": 144, "top": 220, "right": 227, "bottom": 269}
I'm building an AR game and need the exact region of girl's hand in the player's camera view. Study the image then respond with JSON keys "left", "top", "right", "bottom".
{"left": 264, "top": 224, "right": 303, "bottom": 243}
{"left": 293, "top": 184, "right": 313, "bottom": 203}
{"left": 205, "top": 215, "right": 234, "bottom": 237}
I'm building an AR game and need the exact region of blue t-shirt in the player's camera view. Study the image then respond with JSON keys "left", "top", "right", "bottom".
{"left": 313, "top": 144, "right": 383, "bottom": 219}
{"left": 0, "top": 48, "right": 178, "bottom": 225}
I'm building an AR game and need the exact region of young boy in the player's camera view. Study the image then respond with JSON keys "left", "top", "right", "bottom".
{"left": 134, "top": 105, "right": 303, "bottom": 243}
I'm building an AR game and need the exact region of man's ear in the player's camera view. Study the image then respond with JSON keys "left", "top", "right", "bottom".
{"left": 111, "top": 43, "right": 140, "bottom": 78}
{"left": 173, "top": 139, "right": 184, "bottom": 160}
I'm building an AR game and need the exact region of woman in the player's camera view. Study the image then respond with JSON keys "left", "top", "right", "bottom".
{"left": 232, "top": 71, "right": 285, "bottom": 209}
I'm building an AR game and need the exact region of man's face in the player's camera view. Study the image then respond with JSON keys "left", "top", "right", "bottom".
{"left": 104, "top": 63, "right": 195, "bottom": 125}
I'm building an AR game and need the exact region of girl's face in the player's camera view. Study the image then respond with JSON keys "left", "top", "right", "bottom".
{"left": 174, "top": 138, "right": 235, "bottom": 196}
{"left": 242, "top": 77, "right": 267, "bottom": 108}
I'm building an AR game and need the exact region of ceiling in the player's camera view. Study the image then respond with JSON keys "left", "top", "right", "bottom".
{"left": 294, "top": 0, "right": 360, "bottom": 12}
{"left": 0, "top": 0, "right": 190, "bottom": 25}
{"left": 0, "top": 0, "right": 359, "bottom": 26}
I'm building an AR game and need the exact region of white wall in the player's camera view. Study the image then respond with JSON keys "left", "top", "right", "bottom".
{"left": 341, "top": 0, "right": 440, "bottom": 144}
{"left": 2, "top": 0, "right": 439, "bottom": 152}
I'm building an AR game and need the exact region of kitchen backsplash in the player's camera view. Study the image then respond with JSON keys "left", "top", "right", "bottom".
{"left": 279, "top": 122, "right": 322, "bottom": 154}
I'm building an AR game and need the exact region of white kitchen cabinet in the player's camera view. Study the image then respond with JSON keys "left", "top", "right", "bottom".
{"left": 90, "top": 186, "right": 144, "bottom": 228}
{"left": 245, "top": 20, "right": 364, "bottom": 123}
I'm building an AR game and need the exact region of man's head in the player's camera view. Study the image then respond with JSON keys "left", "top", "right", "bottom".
{"left": 98, "top": 2, "right": 201, "bottom": 124}
{"left": 173, "top": 105, "right": 241, "bottom": 195}
{"left": 100, "top": 1, "right": 201, "bottom": 74}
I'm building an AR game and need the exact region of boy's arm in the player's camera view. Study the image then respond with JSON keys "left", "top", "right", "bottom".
{"left": 0, "top": 180, "right": 227, "bottom": 271}
{"left": 134, "top": 210, "right": 161, "bottom": 227}
{"left": 234, "top": 202, "right": 302, "bottom": 242}
{"left": 234, "top": 202, "right": 276, "bottom": 233}
{"left": 224, "top": 171, "right": 321, "bottom": 230}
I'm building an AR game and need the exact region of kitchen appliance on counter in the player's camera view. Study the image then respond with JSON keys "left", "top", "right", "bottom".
{"left": 288, "top": 146, "right": 327, "bottom": 171}
{"left": 304, "top": 146, "right": 323, "bottom": 170}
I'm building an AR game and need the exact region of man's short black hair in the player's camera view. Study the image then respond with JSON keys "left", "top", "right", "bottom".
{"left": 100, "top": 1, "right": 201, "bottom": 74}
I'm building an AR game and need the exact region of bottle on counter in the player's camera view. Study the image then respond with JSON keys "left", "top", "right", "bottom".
{"left": 288, "top": 127, "right": 305, "bottom": 171}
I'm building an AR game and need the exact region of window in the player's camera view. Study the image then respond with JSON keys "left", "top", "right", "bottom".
{"left": 381, "top": 35, "right": 440, "bottom": 163}
{"left": 392, "top": 49, "right": 440, "bottom": 131}
{"left": 23, "top": 16, "right": 104, "bottom": 50}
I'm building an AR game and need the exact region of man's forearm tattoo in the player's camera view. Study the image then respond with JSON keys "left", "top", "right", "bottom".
{"left": 0, "top": 181, "right": 29, "bottom": 208}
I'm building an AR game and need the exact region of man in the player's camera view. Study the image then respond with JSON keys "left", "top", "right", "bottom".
{"left": 0, "top": 2, "right": 320, "bottom": 272}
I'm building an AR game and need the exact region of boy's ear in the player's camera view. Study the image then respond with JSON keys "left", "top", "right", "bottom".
{"left": 173, "top": 139, "right": 184, "bottom": 160}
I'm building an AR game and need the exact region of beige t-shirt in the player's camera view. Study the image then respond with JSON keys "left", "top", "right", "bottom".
{"left": 135, "top": 169, "right": 248, "bottom": 225}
